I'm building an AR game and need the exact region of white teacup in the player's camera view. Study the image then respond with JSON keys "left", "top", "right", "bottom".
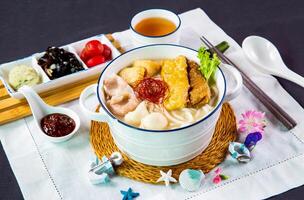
{"left": 130, "top": 9, "right": 181, "bottom": 45}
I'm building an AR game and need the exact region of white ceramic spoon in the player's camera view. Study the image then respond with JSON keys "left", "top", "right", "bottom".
{"left": 242, "top": 36, "right": 304, "bottom": 88}
{"left": 18, "top": 86, "right": 80, "bottom": 143}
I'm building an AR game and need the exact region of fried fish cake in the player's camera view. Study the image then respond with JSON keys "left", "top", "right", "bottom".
{"left": 161, "top": 56, "right": 189, "bottom": 110}
{"left": 187, "top": 60, "right": 211, "bottom": 108}
{"left": 118, "top": 66, "right": 146, "bottom": 87}
{"left": 133, "top": 60, "right": 161, "bottom": 77}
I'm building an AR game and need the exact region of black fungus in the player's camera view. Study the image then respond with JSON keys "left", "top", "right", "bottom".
{"left": 38, "top": 47, "right": 84, "bottom": 80}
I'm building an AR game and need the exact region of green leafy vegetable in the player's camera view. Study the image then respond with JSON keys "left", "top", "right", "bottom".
{"left": 197, "top": 47, "right": 221, "bottom": 81}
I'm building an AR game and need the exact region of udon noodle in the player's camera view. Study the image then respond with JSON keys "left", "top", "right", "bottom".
{"left": 153, "top": 104, "right": 213, "bottom": 129}
{"left": 143, "top": 85, "right": 218, "bottom": 129}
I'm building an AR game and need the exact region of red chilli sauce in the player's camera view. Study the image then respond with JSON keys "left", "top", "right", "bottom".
{"left": 41, "top": 113, "right": 75, "bottom": 137}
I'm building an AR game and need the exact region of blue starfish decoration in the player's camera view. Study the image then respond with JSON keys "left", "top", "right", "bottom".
{"left": 120, "top": 188, "right": 139, "bottom": 200}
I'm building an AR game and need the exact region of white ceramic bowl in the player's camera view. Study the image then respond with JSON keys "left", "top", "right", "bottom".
{"left": 130, "top": 9, "right": 181, "bottom": 45}
{"left": 80, "top": 44, "right": 242, "bottom": 166}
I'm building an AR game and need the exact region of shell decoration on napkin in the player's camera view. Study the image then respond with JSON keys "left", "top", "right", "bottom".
{"left": 88, "top": 152, "right": 123, "bottom": 184}
{"left": 179, "top": 169, "right": 205, "bottom": 192}
{"left": 156, "top": 169, "right": 177, "bottom": 187}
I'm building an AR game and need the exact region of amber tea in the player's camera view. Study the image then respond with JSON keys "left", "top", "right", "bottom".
{"left": 134, "top": 17, "right": 176, "bottom": 37}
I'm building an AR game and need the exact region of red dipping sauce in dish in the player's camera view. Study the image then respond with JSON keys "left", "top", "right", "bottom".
{"left": 41, "top": 113, "right": 76, "bottom": 137}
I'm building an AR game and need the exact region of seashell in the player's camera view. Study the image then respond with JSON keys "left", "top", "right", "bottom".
{"left": 88, "top": 152, "right": 123, "bottom": 185}
{"left": 179, "top": 169, "right": 205, "bottom": 192}
{"left": 229, "top": 142, "right": 251, "bottom": 163}
{"left": 88, "top": 171, "right": 110, "bottom": 185}
{"left": 244, "top": 132, "right": 262, "bottom": 151}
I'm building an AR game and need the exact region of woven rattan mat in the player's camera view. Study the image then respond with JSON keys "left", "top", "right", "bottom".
{"left": 90, "top": 103, "right": 237, "bottom": 184}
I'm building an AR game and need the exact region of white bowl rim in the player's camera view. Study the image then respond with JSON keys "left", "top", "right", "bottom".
{"left": 97, "top": 44, "right": 227, "bottom": 133}
{"left": 130, "top": 8, "right": 181, "bottom": 38}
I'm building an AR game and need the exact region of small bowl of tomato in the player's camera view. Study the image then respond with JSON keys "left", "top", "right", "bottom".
{"left": 70, "top": 35, "right": 120, "bottom": 69}
{"left": 80, "top": 40, "right": 112, "bottom": 67}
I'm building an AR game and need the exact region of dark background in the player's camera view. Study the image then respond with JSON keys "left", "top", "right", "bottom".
{"left": 0, "top": 0, "right": 303, "bottom": 199}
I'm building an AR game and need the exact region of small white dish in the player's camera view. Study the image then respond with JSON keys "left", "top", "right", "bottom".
{"left": 0, "top": 34, "right": 121, "bottom": 99}
{"left": 18, "top": 86, "right": 80, "bottom": 143}
{"left": 130, "top": 9, "right": 181, "bottom": 45}
{"left": 242, "top": 35, "right": 304, "bottom": 87}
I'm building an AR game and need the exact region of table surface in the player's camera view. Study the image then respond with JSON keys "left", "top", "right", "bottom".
{"left": 0, "top": 0, "right": 303, "bottom": 199}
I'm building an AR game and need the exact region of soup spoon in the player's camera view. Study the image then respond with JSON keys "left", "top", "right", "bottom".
{"left": 18, "top": 86, "right": 80, "bottom": 143}
{"left": 242, "top": 36, "right": 304, "bottom": 88}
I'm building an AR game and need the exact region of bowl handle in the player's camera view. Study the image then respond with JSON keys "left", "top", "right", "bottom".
{"left": 220, "top": 64, "right": 243, "bottom": 101}
{"left": 79, "top": 84, "right": 110, "bottom": 123}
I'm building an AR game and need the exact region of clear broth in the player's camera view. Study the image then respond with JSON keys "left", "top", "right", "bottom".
{"left": 134, "top": 17, "right": 176, "bottom": 37}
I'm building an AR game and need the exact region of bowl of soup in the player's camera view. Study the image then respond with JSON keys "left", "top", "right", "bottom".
{"left": 130, "top": 9, "right": 181, "bottom": 45}
{"left": 79, "top": 44, "right": 242, "bottom": 166}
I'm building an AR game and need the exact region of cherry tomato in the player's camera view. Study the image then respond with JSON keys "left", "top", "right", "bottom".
{"left": 102, "top": 44, "right": 112, "bottom": 60}
{"left": 85, "top": 55, "right": 105, "bottom": 67}
{"left": 80, "top": 48, "right": 90, "bottom": 61}
{"left": 85, "top": 40, "right": 104, "bottom": 58}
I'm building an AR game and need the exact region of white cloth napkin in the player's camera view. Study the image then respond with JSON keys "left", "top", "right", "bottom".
{"left": 1, "top": 8, "right": 304, "bottom": 200}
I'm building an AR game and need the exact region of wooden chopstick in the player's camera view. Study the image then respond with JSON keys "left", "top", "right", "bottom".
{"left": 200, "top": 36, "right": 297, "bottom": 130}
